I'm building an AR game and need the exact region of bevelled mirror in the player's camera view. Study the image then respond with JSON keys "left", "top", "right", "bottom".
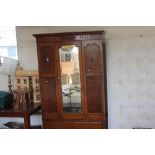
{"left": 59, "top": 45, "right": 81, "bottom": 113}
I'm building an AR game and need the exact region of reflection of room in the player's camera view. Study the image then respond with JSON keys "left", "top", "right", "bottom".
{"left": 59, "top": 45, "right": 81, "bottom": 113}
{"left": 60, "top": 46, "right": 79, "bottom": 84}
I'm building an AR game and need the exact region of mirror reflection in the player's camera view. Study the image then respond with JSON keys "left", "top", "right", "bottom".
{"left": 59, "top": 45, "right": 81, "bottom": 113}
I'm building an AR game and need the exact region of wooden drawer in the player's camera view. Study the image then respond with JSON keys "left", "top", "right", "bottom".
{"left": 43, "top": 121, "right": 104, "bottom": 129}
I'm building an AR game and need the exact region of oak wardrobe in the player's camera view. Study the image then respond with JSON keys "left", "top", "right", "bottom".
{"left": 33, "top": 31, "right": 107, "bottom": 129}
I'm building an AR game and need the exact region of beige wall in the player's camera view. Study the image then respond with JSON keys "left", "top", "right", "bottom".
{"left": 16, "top": 26, "right": 155, "bottom": 70}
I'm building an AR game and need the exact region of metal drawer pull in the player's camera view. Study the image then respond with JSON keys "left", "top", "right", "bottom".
{"left": 45, "top": 80, "right": 48, "bottom": 84}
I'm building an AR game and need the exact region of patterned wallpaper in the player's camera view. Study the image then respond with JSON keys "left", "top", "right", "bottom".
{"left": 106, "top": 35, "right": 155, "bottom": 128}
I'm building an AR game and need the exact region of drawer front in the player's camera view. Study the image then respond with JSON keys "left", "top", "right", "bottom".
{"left": 43, "top": 121, "right": 104, "bottom": 129}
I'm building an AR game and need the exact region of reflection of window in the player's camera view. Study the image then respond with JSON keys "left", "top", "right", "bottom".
{"left": 61, "top": 53, "right": 71, "bottom": 62}
{"left": 36, "top": 95, "right": 40, "bottom": 100}
{"left": 0, "top": 57, "right": 3, "bottom": 66}
{"left": 36, "top": 86, "right": 40, "bottom": 92}
{"left": 65, "top": 53, "right": 71, "bottom": 61}
{"left": 71, "top": 72, "right": 80, "bottom": 85}
{"left": 35, "top": 78, "right": 39, "bottom": 84}
{"left": 17, "top": 79, "right": 20, "bottom": 83}
{"left": 0, "top": 27, "right": 18, "bottom": 60}
{"left": 8, "top": 46, "right": 17, "bottom": 57}
{"left": 24, "top": 79, "right": 27, "bottom": 84}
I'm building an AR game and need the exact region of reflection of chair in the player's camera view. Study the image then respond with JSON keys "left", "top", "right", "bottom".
{"left": 71, "top": 72, "right": 80, "bottom": 85}
{"left": 61, "top": 73, "right": 69, "bottom": 85}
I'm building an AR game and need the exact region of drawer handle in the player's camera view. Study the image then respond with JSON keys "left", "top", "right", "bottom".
{"left": 45, "top": 80, "right": 48, "bottom": 84}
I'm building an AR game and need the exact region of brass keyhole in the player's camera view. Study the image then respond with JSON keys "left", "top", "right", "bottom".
{"left": 46, "top": 57, "right": 50, "bottom": 63}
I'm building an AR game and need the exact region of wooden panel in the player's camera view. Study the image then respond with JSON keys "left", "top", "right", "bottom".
{"left": 44, "top": 121, "right": 104, "bottom": 129}
{"left": 40, "top": 77, "right": 58, "bottom": 113}
{"left": 38, "top": 45, "right": 56, "bottom": 75}
{"left": 87, "top": 113, "right": 104, "bottom": 121}
{"left": 82, "top": 40, "right": 103, "bottom": 114}
{"left": 62, "top": 113, "right": 84, "bottom": 120}
{"left": 86, "top": 76, "right": 102, "bottom": 113}
{"left": 43, "top": 112, "right": 59, "bottom": 121}
{"left": 83, "top": 41, "right": 101, "bottom": 74}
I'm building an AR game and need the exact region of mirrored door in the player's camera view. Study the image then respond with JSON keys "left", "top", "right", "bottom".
{"left": 59, "top": 45, "right": 82, "bottom": 113}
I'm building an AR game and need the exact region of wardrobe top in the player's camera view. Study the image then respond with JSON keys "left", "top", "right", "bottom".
{"left": 33, "top": 31, "right": 106, "bottom": 41}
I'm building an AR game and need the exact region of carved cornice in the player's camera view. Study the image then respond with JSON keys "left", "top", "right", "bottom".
{"left": 33, "top": 31, "right": 106, "bottom": 43}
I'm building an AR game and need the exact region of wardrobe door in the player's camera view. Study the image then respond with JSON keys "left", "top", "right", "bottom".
{"left": 38, "top": 44, "right": 56, "bottom": 75}
{"left": 82, "top": 40, "right": 105, "bottom": 121}
{"left": 37, "top": 43, "right": 60, "bottom": 124}
{"left": 57, "top": 41, "right": 85, "bottom": 120}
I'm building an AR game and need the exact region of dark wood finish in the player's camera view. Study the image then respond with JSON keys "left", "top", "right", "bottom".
{"left": 83, "top": 40, "right": 101, "bottom": 74}
{"left": 0, "top": 91, "right": 41, "bottom": 129}
{"left": 82, "top": 40, "right": 104, "bottom": 114}
{"left": 44, "top": 121, "right": 104, "bottom": 129}
{"left": 33, "top": 31, "right": 105, "bottom": 41}
{"left": 85, "top": 76, "right": 102, "bottom": 113}
{"left": 102, "top": 42, "right": 108, "bottom": 128}
{"left": 33, "top": 31, "right": 107, "bottom": 129}
{"left": 40, "top": 77, "right": 57, "bottom": 113}
{"left": 0, "top": 103, "right": 41, "bottom": 129}
{"left": 38, "top": 44, "right": 57, "bottom": 75}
